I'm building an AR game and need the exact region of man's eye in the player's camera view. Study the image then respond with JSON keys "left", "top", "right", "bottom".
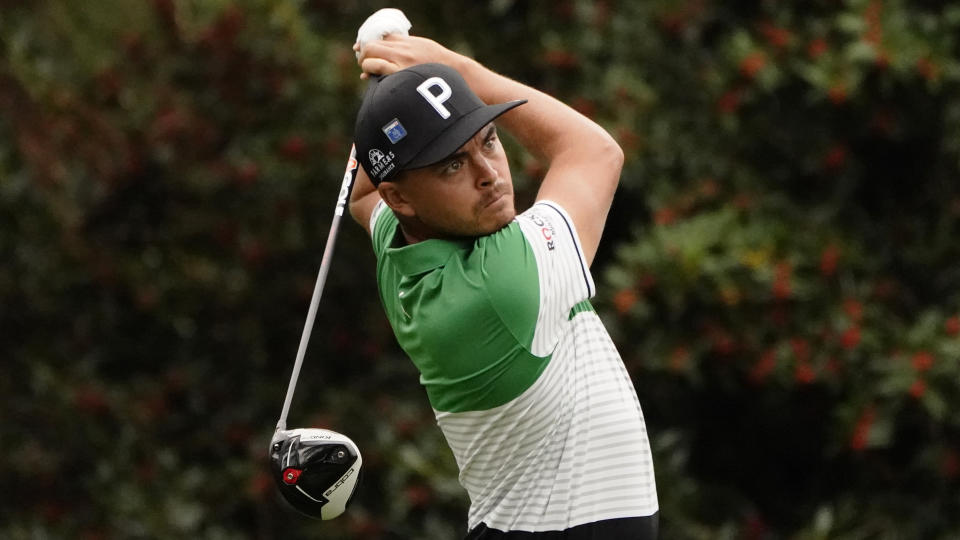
{"left": 484, "top": 137, "right": 498, "bottom": 149}
{"left": 445, "top": 160, "right": 463, "bottom": 173}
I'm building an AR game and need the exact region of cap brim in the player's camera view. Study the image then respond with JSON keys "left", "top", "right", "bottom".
{"left": 403, "top": 99, "right": 527, "bottom": 170}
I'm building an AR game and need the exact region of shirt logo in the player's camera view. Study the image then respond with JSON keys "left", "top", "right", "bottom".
{"left": 529, "top": 214, "right": 556, "bottom": 251}
{"left": 382, "top": 118, "right": 407, "bottom": 144}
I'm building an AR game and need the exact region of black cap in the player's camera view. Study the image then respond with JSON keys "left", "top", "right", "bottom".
{"left": 354, "top": 63, "right": 526, "bottom": 185}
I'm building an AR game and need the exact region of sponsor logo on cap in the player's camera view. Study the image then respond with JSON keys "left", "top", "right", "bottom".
{"left": 369, "top": 149, "right": 386, "bottom": 165}
{"left": 382, "top": 118, "right": 407, "bottom": 144}
{"left": 368, "top": 148, "right": 396, "bottom": 179}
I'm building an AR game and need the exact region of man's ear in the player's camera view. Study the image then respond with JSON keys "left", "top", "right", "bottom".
{"left": 377, "top": 182, "right": 417, "bottom": 218}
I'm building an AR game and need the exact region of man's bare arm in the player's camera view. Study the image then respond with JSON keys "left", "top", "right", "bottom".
{"left": 349, "top": 165, "right": 381, "bottom": 235}
{"left": 358, "top": 36, "right": 622, "bottom": 265}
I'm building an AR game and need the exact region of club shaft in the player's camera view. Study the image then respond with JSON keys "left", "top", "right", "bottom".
{"left": 277, "top": 145, "right": 360, "bottom": 432}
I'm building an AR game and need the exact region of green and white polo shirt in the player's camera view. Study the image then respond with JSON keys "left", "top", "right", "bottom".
{"left": 370, "top": 200, "right": 658, "bottom": 532}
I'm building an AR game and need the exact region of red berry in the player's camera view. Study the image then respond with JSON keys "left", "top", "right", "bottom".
{"left": 790, "top": 338, "right": 810, "bottom": 361}
{"left": 404, "top": 484, "right": 432, "bottom": 508}
{"left": 669, "top": 347, "right": 689, "bottom": 372}
{"left": 908, "top": 379, "right": 926, "bottom": 399}
{"left": 739, "top": 53, "right": 766, "bottom": 79}
{"left": 749, "top": 349, "right": 777, "bottom": 383}
{"left": 827, "top": 85, "right": 848, "bottom": 105}
{"left": 615, "top": 127, "right": 640, "bottom": 152}
{"left": 917, "top": 58, "right": 939, "bottom": 81}
{"left": 639, "top": 273, "right": 658, "bottom": 291}
{"left": 241, "top": 239, "right": 266, "bottom": 266}
{"left": 542, "top": 49, "right": 579, "bottom": 69}
{"left": 850, "top": 407, "right": 875, "bottom": 451}
{"left": 74, "top": 386, "right": 109, "bottom": 414}
{"left": 759, "top": 23, "right": 791, "bottom": 49}
{"left": 820, "top": 244, "right": 840, "bottom": 276}
{"left": 280, "top": 135, "right": 307, "bottom": 160}
{"left": 711, "top": 331, "right": 736, "bottom": 355}
{"left": 235, "top": 162, "right": 259, "bottom": 186}
{"left": 945, "top": 316, "right": 960, "bottom": 336}
{"left": 843, "top": 299, "right": 863, "bottom": 322}
{"left": 794, "top": 360, "right": 815, "bottom": 384}
{"left": 571, "top": 97, "right": 598, "bottom": 119}
{"left": 654, "top": 207, "right": 677, "bottom": 225}
{"left": 840, "top": 326, "right": 861, "bottom": 350}
{"left": 613, "top": 288, "right": 638, "bottom": 315}
{"left": 772, "top": 262, "right": 792, "bottom": 299}
{"left": 807, "top": 38, "right": 828, "bottom": 59}
{"left": 823, "top": 144, "right": 848, "bottom": 169}
{"left": 825, "top": 356, "right": 841, "bottom": 375}
{"left": 850, "top": 430, "right": 868, "bottom": 451}
{"left": 875, "top": 49, "right": 891, "bottom": 70}
{"left": 911, "top": 352, "right": 934, "bottom": 372}
{"left": 247, "top": 470, "right": 273, "bottom": 499}
{"left": 717, "top": 89, "right": 742, "bottom": 114}
{"left": 942, "top": 450, "right": 959, "bottom": 479}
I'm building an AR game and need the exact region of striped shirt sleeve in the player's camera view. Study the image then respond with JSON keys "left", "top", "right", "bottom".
{"left": 369, "top": 200, "right": 393, "bottom": 258}
{"left": 516, "top": 200, "right": 596, "bottom": 356}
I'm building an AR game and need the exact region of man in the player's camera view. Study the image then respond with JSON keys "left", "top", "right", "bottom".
{"left": 349, "top": 34, "right": 659, "bottom": 539}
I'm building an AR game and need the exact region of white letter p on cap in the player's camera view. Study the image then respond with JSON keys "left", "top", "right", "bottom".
{"left": 416, "top": 77, "right": 452, "bottom": 119}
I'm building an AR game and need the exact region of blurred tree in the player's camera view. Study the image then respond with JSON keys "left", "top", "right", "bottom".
{"left": 593, "top": 0, "right": 960, "bottom": 537}
{"left": 1, "top": 0, "right": 959, "bottom": 538}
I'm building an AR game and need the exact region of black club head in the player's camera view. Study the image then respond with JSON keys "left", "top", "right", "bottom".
{"left": 269, "top": 428, "right": 362, "bottom": 520}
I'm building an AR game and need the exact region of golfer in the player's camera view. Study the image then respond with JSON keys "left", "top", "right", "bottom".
{"left": 349, "top": 34, "right": 659, "bottom": 539}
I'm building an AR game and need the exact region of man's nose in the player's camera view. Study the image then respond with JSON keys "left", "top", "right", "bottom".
{"left": 472, "top": 155, "right": 498, "bottom": 187}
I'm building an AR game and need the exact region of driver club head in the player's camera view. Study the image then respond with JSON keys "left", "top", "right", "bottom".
{"left": 269, "top": 428, "right": 362, "bottom": 520}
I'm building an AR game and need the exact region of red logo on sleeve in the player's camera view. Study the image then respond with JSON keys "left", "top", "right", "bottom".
{"left": 529, "top": 214, "right": 556, "bottom": 251}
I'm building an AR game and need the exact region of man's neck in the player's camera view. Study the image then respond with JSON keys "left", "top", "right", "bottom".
{"left": 397, "top": 221, "right": 468, "bottom": 246}
{"left": 395, "top": 213, "right": 446, "bottom": 245}
{"left": 396, "top": 218, "right": 434, "bottom": 245}
{"left": 400, "top": 226, "right": 423, "bottom": 246}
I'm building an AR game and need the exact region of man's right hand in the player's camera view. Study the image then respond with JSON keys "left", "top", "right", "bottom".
{"left": 355, "top": 35, "right": 461, "bottom": 80}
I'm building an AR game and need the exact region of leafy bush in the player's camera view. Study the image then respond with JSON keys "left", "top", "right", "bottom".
{"left": 1, "top": 1, "right": 958, "bottom": 538}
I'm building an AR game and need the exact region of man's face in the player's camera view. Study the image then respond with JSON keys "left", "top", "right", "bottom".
{"left": 383, "top": 123, "right": 515, "bottom": 239}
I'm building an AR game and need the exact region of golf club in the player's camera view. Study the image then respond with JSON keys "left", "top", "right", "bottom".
{"left": 269, "top": 8, "right": 411, "bottom": 521}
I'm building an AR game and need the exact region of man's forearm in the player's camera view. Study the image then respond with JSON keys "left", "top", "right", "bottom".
{"left": 349, "top": 166, "right": 381, "bottom": 233}
{"left": 445, "top": 55, "right": 620, "bottom": 168}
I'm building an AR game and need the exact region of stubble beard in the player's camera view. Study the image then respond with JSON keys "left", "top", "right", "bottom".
{"left": 473, "top": 192, "right": 516, "bottom": 235}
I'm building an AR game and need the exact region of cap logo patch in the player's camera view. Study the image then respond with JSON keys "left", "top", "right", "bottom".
{"left": 416, "top": 77, "right": 453, "bottom": 119}
{"left": 368, "top": 149, "right": 386, "bottom": 165}
{"left": 368, "top": 148, "right": 396, "bottom": 180}
{"left": 382, "top": 118, "right": 407, "bottom": 144}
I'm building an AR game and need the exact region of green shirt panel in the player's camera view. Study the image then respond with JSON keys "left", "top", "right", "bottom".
{"left": 373, "top": 206, "right": 546, "bottom": 413}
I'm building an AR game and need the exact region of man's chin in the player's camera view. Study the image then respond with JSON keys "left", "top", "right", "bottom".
{"left": 479, "top": 210, "right": 516, "bottom": 235}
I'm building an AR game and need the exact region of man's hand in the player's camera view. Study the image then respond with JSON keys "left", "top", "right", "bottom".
{"left": 354, "top": 35, "right": 460, "bottom": 79}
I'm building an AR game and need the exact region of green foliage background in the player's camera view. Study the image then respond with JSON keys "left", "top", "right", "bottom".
{"left": 2, "top": 0, "right": 959, "bottom": 538}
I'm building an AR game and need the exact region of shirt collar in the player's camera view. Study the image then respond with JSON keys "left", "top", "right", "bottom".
{"left": 385, "top": 227, "right": 471, "bottom": 276}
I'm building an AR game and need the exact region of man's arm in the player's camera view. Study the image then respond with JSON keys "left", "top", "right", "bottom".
{"left": 357, "top": 36, "right": 622, "bottom": 266}
{"left": 349, "top": 164, "right": 381, "bottom": 235}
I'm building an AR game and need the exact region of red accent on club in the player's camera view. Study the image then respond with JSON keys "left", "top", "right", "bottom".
{"left": 282, "top": 468, "right": 303, "bottom": 485}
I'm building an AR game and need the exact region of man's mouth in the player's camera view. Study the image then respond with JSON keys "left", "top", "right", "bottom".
{"left": 483, "top": 192, "right": 505, "bottom": 209}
